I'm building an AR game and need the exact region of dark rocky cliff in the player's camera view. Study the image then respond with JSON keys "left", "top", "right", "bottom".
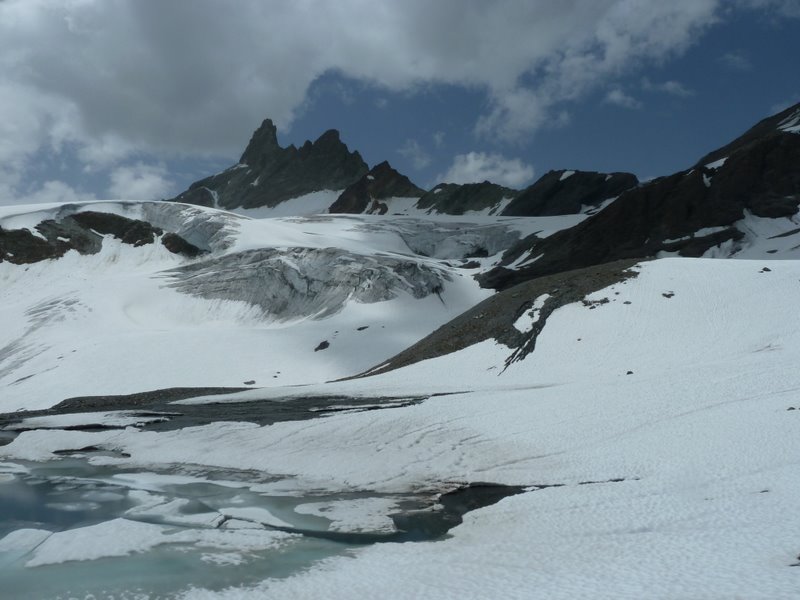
{"left": 482, "top": 102, "right": 800, "bottom": 290}
{"left": 416, "top": 182, "right": 517, "bottom": 215}
{"left": 501, "top": 170, "right": 638, "bottom": 216}
{"left": 171, "top": 119, "right": 368, "bottom": 210}
{"left": 328, "top": 161, "right": 425, "bottom": 214}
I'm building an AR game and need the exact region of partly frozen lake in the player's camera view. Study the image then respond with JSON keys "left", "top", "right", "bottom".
{"left": 0, "top": 457, "right": 358, "bottom": 598}
{"left": 0, "top": 453, "right": 520, "bottom": 599}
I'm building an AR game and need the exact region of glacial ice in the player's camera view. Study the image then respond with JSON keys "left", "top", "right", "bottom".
{"left": 166, "top": 246, "right": 450, "bottom": 320}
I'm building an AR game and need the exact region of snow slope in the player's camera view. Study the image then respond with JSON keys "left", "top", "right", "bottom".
{"left": 1, "top": 201, "right": 588, "bottom": 411}
{"left": 3, "top": 257, "right": 799, "bottom": 598}
{"left": 3, "top": 202, "right": 533, "bottom": 411}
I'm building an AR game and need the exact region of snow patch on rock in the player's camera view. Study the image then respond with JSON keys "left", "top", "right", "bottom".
{"left": 513, "top": 294, "right": 551, "bottom": 333}
{"left": 778, "top": 108, "right": 800, "bottom": 134}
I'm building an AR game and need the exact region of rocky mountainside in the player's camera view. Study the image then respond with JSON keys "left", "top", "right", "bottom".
{"left": 0, "top": 207, "right": 203, "bottom": 264}
{"left": 501, "top": 169, "right": 637, "bottom": 216}
{"left": 416, "top": 181, "right": 517, "bottom": 215}
{"left": 168, "top": 105, "right": 799, "bottom": 224}
{"left": 169, "top": 118, "right": 638, "bottom": 217}
{"left": 170, "top": 119, "right": 368, "bottom": 210}
{"left": 482, "top": 102, "right": 800, "bottom": 290}
{"left": 327, "top": 161, "right": 425, "bottom": 214}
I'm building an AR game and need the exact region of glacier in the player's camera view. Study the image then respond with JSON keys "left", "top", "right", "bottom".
{"left": 1, "top": 105, "right": 800, "bottom": 600}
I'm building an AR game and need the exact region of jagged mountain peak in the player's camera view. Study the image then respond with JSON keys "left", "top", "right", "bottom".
{"left": 328, "top": 160, "right": 425, "bottom": 214}
{"left": 240, "top": 120, "right": 347, "bottom": 166}
{"left": 171, "top": 119, "right": 367, "bottom": 210}
{"left": 313, "top": 128, "right": 344, "bottom": 146}
{"left": 239, "top": 118, "right": 281, "bottom": 165}
{"left": 172, "top": 102, "right": 800, "bottom": 219}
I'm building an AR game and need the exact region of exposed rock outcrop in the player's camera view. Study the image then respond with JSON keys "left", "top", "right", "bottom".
{"left": 482, "top": 102, "right": 800, "bottom": 290}
{"left": 696, "top": 103, "right": 800, "bottom": 166}
{"left": 359, "top": 259, "right": 640, "bottom": 377}
{"left": 0, "top": 211, "right": 203, "bottom": 265}
{"left": 167, "top": 117, "right": 643, "bottom": 218}
{"left": 501, "top": 170, "right": 638, "bottom": 216}
{"left": 171, "top": 119, "right": 368, "bottom": 210}
{"left": 328, "top": 161, "right": 425, "bottom": 214}
{"left": 416, "top": 182, "right": 517, "bottom": 215}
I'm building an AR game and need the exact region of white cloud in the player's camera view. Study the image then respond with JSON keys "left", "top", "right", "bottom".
{"left": 0, "top": 0, "right": 797, "bottom": 203}
{"left": 0, "top": 180, "right": 96, "bottom": 207}
{"left": 719, "top": 51, "right": 753, "bottom": 71}
{"left": 605, "top": 89, "right": 643, "bottom": 109}
{"left": 439, "top": 152, "right": 534, "bottom": 188}
{"left": 0, "top": 0, "right": 722, "bottom": 158}
{"left": 642, "top": 78, "right": 694, "bottom": 97}
{"left": 107, "top": 163, "right": 174, "bottom": 200}
{"left": 476, "top": 87, "right": 553, "bottom": 140}
{"left": 737, "top": 0, "right": 800, "bottom": 17}
{"left": 397, "top": 139, "right": 432, "bottom": 170}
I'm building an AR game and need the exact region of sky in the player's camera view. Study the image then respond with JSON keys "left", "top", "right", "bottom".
{"left": 1, "top": 0, "right": 799, "bottom": 206}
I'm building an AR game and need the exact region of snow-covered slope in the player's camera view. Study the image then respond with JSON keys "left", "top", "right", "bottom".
{"left": 3, "top": 103, "right": 800, "bottom": 599}
{"left": 2, "top": 201, "right": 591, "bottom": 411}
{"left": 3, "top": 257, "right": 799, "bottom": 599}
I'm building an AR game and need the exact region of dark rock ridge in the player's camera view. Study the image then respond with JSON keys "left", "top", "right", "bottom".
{"left": 169, "top": 116, "right": 638, "bottom": 217}
{"left": 413, "top": 170, "right": 636, "bottom": 217}
{"left": 501, "top": 170, "right": 638, "bottom": 216}
{"left": 0, "top": 211, "right": 203, "bottom": 265}
{"left": 328, "top": 161, "right": 425, "bottom": 214}
{"left": 171, "top": 119, "right": 368, "bottom": 210}
{"left": 482, "top": 102, "right": 800, "bottom": 291}
{"left": 356, "top": 259, "right": 641, "bottom": 377}
{"left": 696, "top": 102, "right": 800, "bottom": 167}
{"left": 416, "top": 181, "right": 517, "bottom": 215}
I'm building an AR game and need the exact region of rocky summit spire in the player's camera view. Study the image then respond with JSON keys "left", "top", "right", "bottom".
{"left": 239, "top": 119, "right": 281, "bottom": 167}
{"left": 170, "top": 119, "right": 368, "bottom": 210}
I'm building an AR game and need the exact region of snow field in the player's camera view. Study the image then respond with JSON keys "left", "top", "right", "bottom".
{"left": 3, "top": 197, "right": 800, "bottom": 597}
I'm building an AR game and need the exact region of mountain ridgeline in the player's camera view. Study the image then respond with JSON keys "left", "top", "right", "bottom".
{"left": 481, "top": 102, "right": 800, "bottom": 289}
{"left": 172, "top": 119, "right": 369, "bottom": 210}
{"left": 168, "top": 119, "right": 641, "bottom": 217}
{"left": 164, "top": 102, "right": 800, "bottom": 292}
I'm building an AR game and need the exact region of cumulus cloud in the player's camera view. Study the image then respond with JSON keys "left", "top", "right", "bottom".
{"left": 107, "top": 163, "right": 174, "bottom": 200}
{"left": 0, "top": 180, "right": 96, "bottom": 207}
{"left": 737, "top": 0, "right": 800, "bottom": 17}
{"left": 605, "top": 89, "right": 643, "bottom": 109}
{"left": 0, "top": 0, "right": 796, "bottom": 203}
{"left": 397, "top": 139, "right": 432, "bottom": 170}
{"left": 642, "top": 78, "right": 694, "bottom": 97}
{"left": 439, "top": 152, "right": 535, "bottom": 188}
{"left": 0, "top": 1, "right": 721, "bottom": 157}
